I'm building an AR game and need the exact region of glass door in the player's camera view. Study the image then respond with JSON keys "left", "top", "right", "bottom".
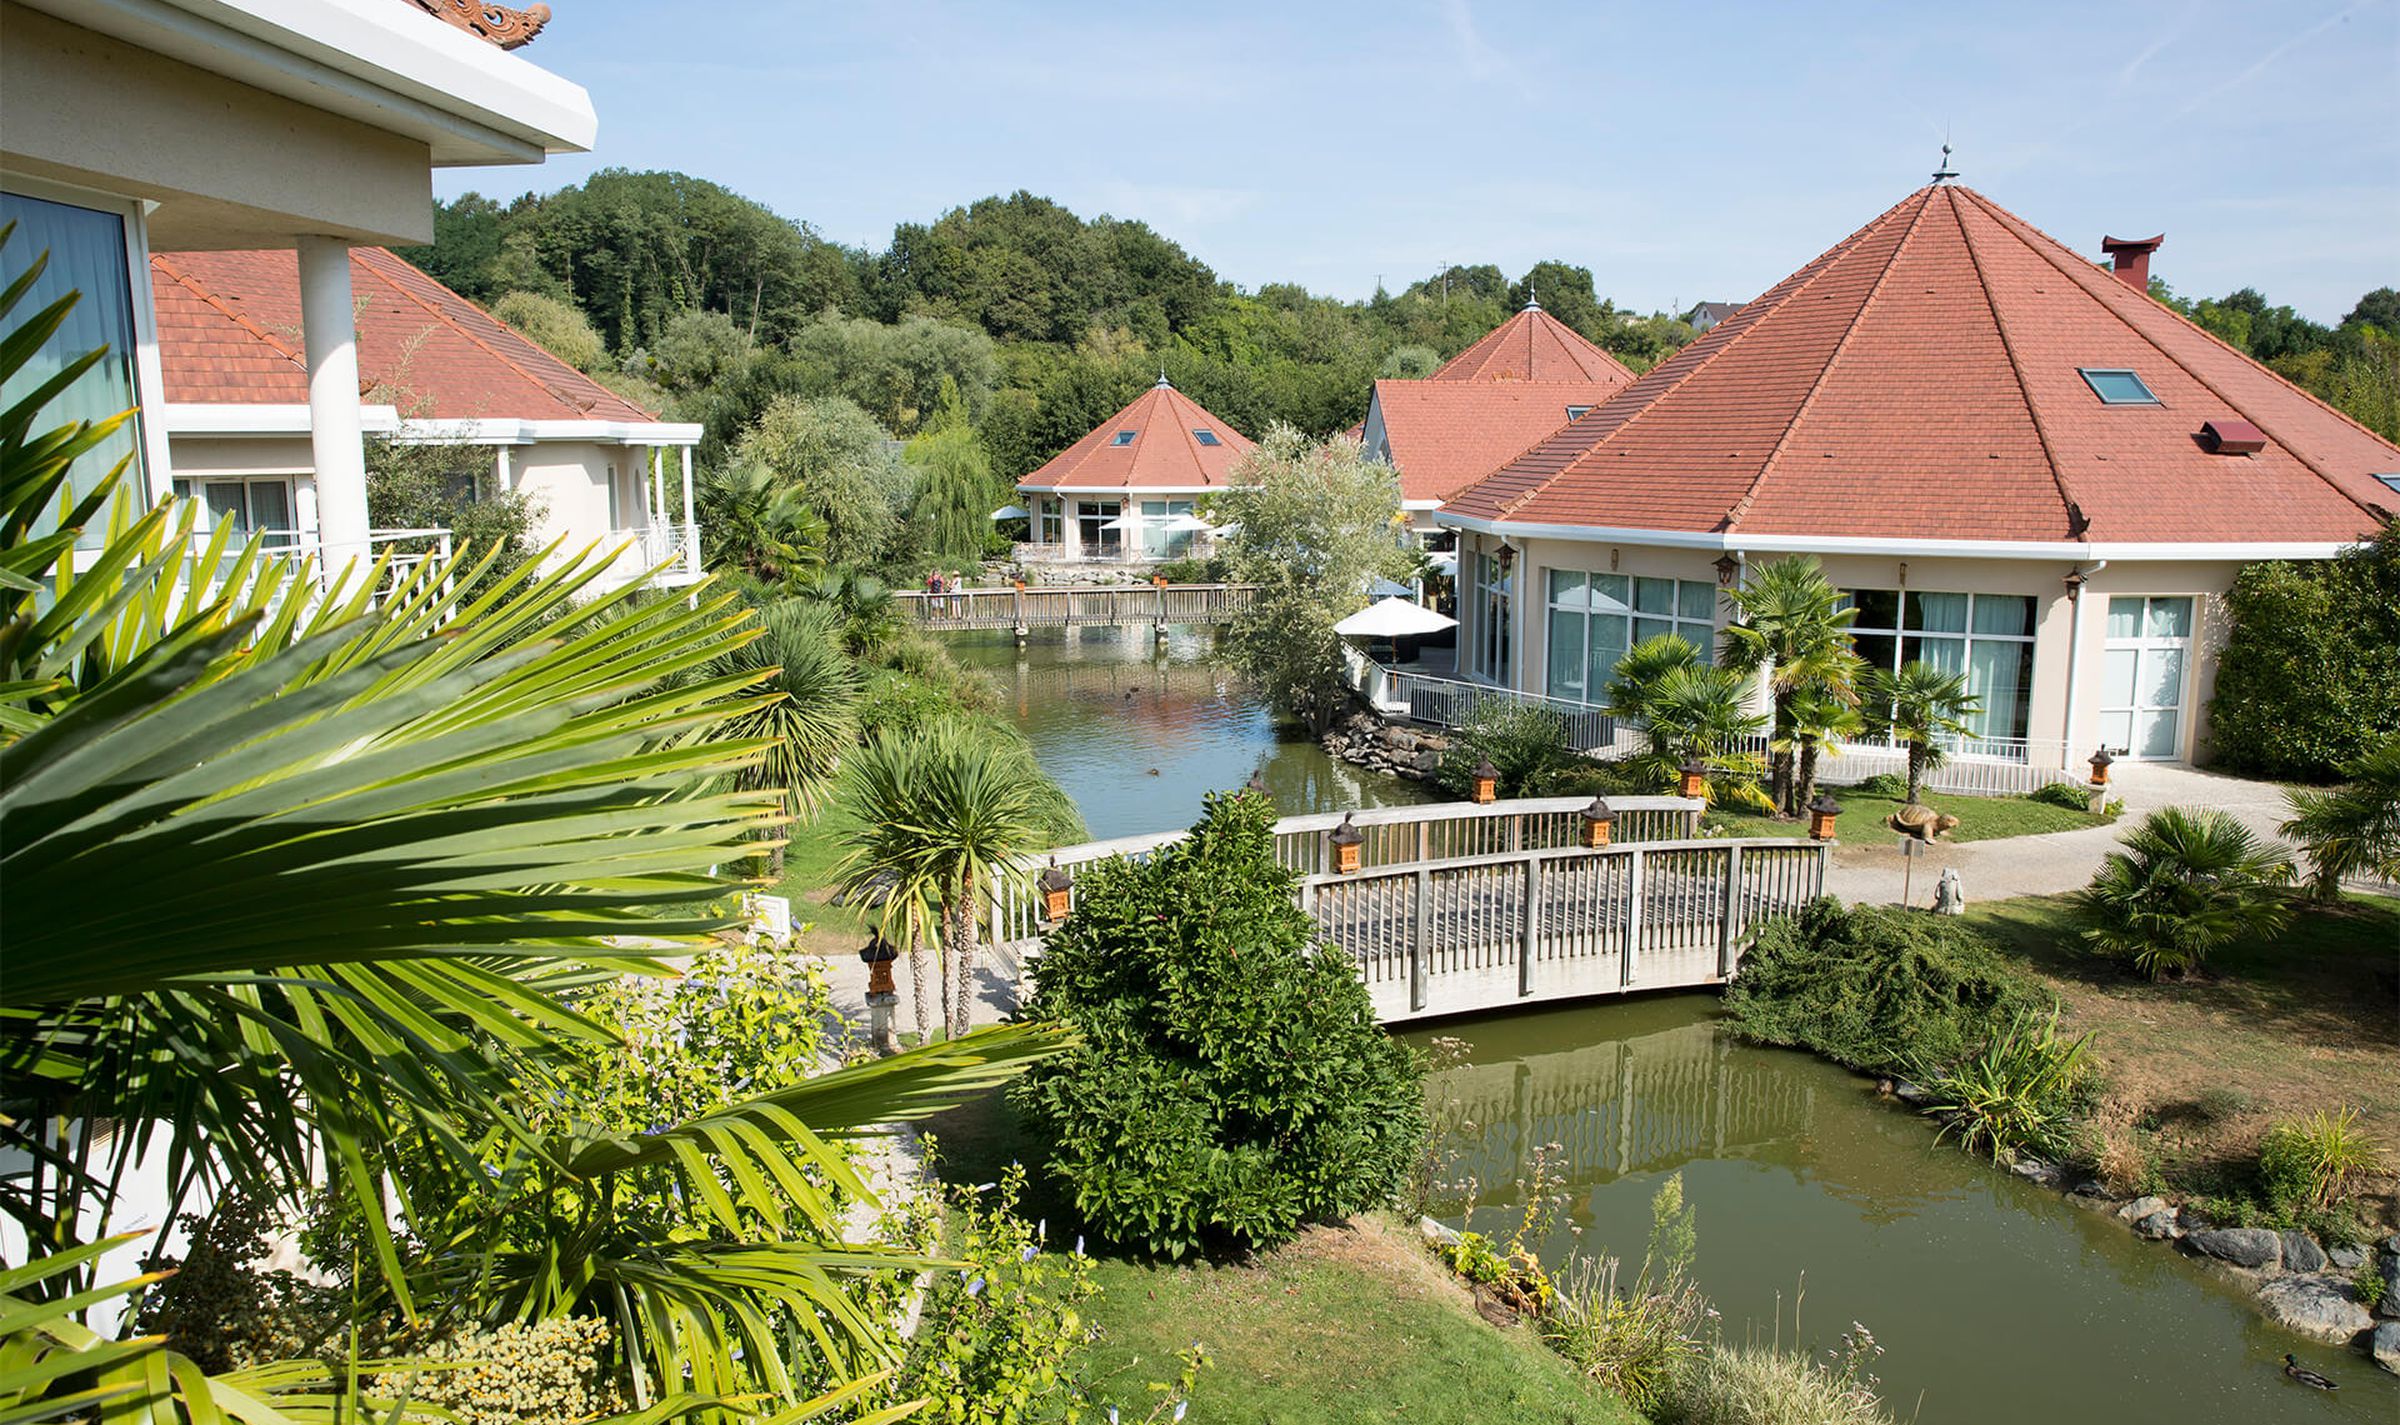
{"left": 2099, "top": 596, "right": 2193, "bottom": 760}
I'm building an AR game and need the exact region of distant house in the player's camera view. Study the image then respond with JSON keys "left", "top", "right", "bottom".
{"left": 1015, "top": 376, "right": 1256, "bottom": 562}
{"left": 1681, "top": 301, "right": 1743, "bottom": 332}
{"left": 153, "top": 246, "right": 701, "bottom": 590}
{"left": 1437, "top": 183, "right": 2399, "bottom": 769}
{"left": 1360, "top": 302, "right": 1637, "bottom": 538}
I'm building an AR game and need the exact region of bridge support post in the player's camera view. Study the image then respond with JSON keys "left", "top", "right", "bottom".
{"left": 1412, "top": 868, "right": 1431, "bottom": 1013}
{"left": 1623, "top": 849, "right": 1646, "bottom": 987}
{"left": 1718, "top": 845, "right": 1743, "bottom": 979}
{"left": 1519, "top": 854, "right": 1541, "bottom": 997}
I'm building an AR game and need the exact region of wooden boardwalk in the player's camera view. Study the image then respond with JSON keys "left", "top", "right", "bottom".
{"left": 994, "top": 796, "right": 1830, "bottom": 1023}
{"left": 894, "top": 583, "right": 1257, "bottom": 632}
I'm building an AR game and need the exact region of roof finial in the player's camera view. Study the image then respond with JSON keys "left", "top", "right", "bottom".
{"left": 1931, "top": 140, "right": 1958, "bottom": 183}
{"left": 1523, "top": 285, "right": 1541, "bottom": 312}
{"left": 1155, "top": 366, "right": 1170, "bottom": 388}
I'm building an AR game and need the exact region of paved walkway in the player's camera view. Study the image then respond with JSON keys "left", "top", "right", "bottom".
{"left": 1824, "top": 761, "right": 2294, "bottom": 909}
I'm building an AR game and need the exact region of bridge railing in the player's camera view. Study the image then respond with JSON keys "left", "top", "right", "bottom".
{"left": 893, "top": 583, "right": 1259, "bottom": 630}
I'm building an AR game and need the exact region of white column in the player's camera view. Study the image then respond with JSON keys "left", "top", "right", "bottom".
{"left": 495, "top": 446, "right": 512, "bottom": 494}
{"left": 679, "top": 445, "right": 698, "bottom": 578}
{"left": 297, "top": 237, "right": 369, "bottom": 586}
{"left": 650, "top": 448, "right": 666, "bottom": 526}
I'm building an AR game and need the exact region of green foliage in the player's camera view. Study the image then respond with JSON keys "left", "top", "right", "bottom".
{"left": 1863, "top": 660, "right": 1977, "bottom": 807}
{"left": 1910, "top": 1009, "right": 2094, "bottom": 1164}
{"left": 699, "top": 457, "right": 828, "bottom": 583}
{"left": 1540, "top": 1175, "right": 1710, "bottom": 1414}
{"left": 2072, "top": 807, "right": 2296, "bottom": 979}
{"left": 2257, "top": 1106, "right": 2386, "bottom": 1212}
{"left": 1151, "top": 553, "right": 1230, "bottom": 584}
{"left": 363, "top": 430, "right": 541, "bottom": 592}
{"left": 711, "top": 598, "right": 861, "bottom": 837}
{"left": 906, "top": 383, "right": 1003, "bottom": 567}
{"left": 1663, "top": 1335, "right": 1895, "bottom": 1425}
{"left": 790, "top": 313, "right": 999, "bottom": 435}
{"left": 2027, "top": 780, "right": 2096, "bottom": 812}
{"left": 2354, "top": 1252, "right": 2387, "bottom": 1311}
{"left": 1722, "top": 899, "right": 2052, "bottom": 1075}
{"left": 1435, "top": 700, "right": 1579, "bottom": 798}
{"left": 1215, "top": 427, "right": 1415, "bottom": 734}
{"left": 2280, "top": 735, "right": 2400, "bottom": 899}
{"left": 491, "top": 289, "right": 608, "bottom": 372}
{"left": 1016, "top": 791, "right": 1426, "bottom": 1258}
{"left": 737, "top": 394, "right": 916, "bottom": 569}
{"left": 2208, "top": 518, "right": 2400, "bottom": 780}
{"left": 890, "top": 1164, "right": 1108, "bottom": 1425}
{"left": 1604, "top": 633, "right": 1771, "bottom": 810}
{"left": 1848, "top": 772, "right": 1906, "bottom": 796}
{"left": 1719, "top": 557, "right": 1861, "bottom": 816}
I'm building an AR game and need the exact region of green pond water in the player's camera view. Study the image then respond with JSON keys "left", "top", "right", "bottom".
{"left": 952, "top": 626, "right": 2392, "bottom": 1419}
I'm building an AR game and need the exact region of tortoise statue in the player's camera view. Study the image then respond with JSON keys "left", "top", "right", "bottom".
{"left": 1886, "top": 802, "right": 1960, "bottom": 842}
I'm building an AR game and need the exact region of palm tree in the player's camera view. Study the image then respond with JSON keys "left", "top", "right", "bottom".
{"left": 700, "top": 457, "right": 827, "bottom": 583}
{"left": 1718, "top": 557, "right": 1862, "bottom": 815}
{"left": 2072, "top": 807, "right": 2296, "bottom": 979}
{"left": 837, "top": 724, "right": 1065, "bottom": 1040}
{"left": 1603, "top": 634, "right": 1771, "bottom": 809}
{"left": 712, "top": 598, "right": 861, "bottom": 873}
{"left": 0, "top": 256, "right": 1060, "bottom": 1419}
{"left": 1868, "top": 660, "right": 1980, "bottom": 805}
{"left": 1786, "top": 684, "right": 1866, "bottom": 815}
{"left": 2281, "top": 736, "right": 2400, "bottom": 900}
{"left": 800, "top": 569, "right": 905, "bottom": 658}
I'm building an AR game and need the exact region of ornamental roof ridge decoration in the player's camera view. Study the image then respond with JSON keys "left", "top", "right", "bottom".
{"left": 406, "top": 0, "right": 553, "bottom": 49}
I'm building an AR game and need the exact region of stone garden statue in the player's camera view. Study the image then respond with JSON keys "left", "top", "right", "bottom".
{"left": 1887, "top": 802, "right": 1961, "bottom": 841}
{"left": 1934, "top": 865, "right": 1965, "bottom": 916}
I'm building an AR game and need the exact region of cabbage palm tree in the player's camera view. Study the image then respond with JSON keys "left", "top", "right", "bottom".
{"left": 713, "top": 598, "right": 861, "bottom": 872}
{"left": 700, "top": 457, "right": 827, "bottom": 584}
{"left": 1786, "top": 684, "right": 1866, "bottom": 815}
{"left": 1604, "top": 634, "right": 1770, "bottom": 810}
{"left": 837, "top": 724, "right": 1070, "bottom": 1040}
{"left": 2281, "top": 736, "right": 2400, "bottom": 900}
{"left": 1718, "top": 557, "right": 1862, "bottom": 815}
{"left": 0, "top": 248, "right": 1058, "bottom": 1420}
{"left": 1868, "top": 660, "right": 1979, "bottom": 805}
{"left": 2072, "top": 806, "right": 2295, "bottom": 979}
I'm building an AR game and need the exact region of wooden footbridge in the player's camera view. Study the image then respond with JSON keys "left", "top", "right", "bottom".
{"left": 893, "top": 583, "right": 1257, "bottom": 632}
{"left": 993, "top": 796, "right": 1830, "bottom": 1023}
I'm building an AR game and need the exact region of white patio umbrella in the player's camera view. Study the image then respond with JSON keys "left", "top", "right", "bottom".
{"left": 1159, "top": 513, "right": 1213, "bottom": 533}
{"left": 989, "top": 503, "right": 1030, "bottom": 521}
{"left": 1335, "top": 597, "right": 1458, "bottom": 638}
{"left": 1100, "top": 513, "right": 1146, "bottom": 531}
{"left": 1368, "top": 575, "right": 1417, "bottom": 599}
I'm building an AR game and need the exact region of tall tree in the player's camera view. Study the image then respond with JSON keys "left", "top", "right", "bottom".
{"left": 736, "top": 394, "right": 916, "bottom": 569}
{"left": 1718, "top": 557, "right": 1862, "bottom": 815}
{"left": 1508, "top": 259, "right": 1609, "bottom": 339}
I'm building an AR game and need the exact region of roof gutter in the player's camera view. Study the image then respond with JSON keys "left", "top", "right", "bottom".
{"left": 1432, "top": 510, "right": 2353, "bottom": 563}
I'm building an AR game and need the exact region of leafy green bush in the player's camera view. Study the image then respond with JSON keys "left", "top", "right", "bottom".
{"left": 1848, "top": 772, "right": 1907, "bottom": 797}
{"left": 1721, "top": 899, "right": 2052, "bottom": 1075}
{"left": 1911, "top": 1009, "right": 2094, "bottom": 1165}
{"left": 2027, "top": 780, "right": 2095, "bottom": 812}
{"left": 2072, "top": 807, "right": 2295, "bottom": 979}
{"left": 2258, "top": 1106, "right": 2386, "bottom": 1211}
{"left": 2208, "top": 519, "right": 2400, "bottom": 781}
{"left": 2355, "top": 1253, "right": 2387, "bottom": 1312}
{"left": 1152, "top": 554, "right": 1230, "bottom": 584}
{"left": 1016, "top": 790, "right": 1425, "bottom": 1257}
{"left": 1435, "top": 700, "right": 1580, "bottom": 799}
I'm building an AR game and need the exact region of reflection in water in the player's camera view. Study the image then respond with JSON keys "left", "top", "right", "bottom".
{"left": 944, "top": 626, "right": 1431, "bottom": 841}
{"left": 1414, "top": 997, "right": 2391, "bottom": 1424}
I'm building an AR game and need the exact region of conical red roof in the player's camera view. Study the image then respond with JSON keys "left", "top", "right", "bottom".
{"left": 1017, "top": 379, "right": 1255, "bottom": 492}
{"left": 1443, "top": 185, "right": 2398, "bottom": 545}
{"left": 1430, "top": 304, "right": 1637, "bottom": 384}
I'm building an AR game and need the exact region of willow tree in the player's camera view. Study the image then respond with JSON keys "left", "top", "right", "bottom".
{"left": 1215, "top": 426, "right": 1415, "bottom": 735}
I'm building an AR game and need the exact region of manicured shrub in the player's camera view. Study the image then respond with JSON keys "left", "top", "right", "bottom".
{"left": 2207, "top": 518, "right": 2400, "bottom": 781}
{"left": 1722, "top": 899, "right": 2052, "bottom": 1075}
{"left": 1015, "top": 790, "right": 1426, "bottom": 1258}
{"left": 2072, "top": 807, "right": 2295, "bottom": 979}
{"left": 1911, "top": 1009, "right": 2094, "bottom": 1165}
{"left": 2026, "top": 780, "right": 2095, "bottom": 812}
{"left": 1848, "top": 772, "right": 1907, "bottom": 797}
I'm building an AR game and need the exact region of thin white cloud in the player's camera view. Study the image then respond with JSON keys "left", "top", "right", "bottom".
{"left": 1439, "top": 0, "right": 1507, "bottom": 81}
{"left": 2114, "top": 31, "right": 2178, "bottom": 91}
{"left": 2170, "top": 0, "right": 2382, "bottom": 119}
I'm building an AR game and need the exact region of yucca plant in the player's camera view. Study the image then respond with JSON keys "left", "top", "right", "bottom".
{"left": 2071, "top": 806, "right": 2295, "bottom": 979}
{"left": 0, "top": 229, "right": 1061, "bottom": 1422}
{"left": 1911, "top": 1008, "right": 2093, "bottom": 1165}
{"left": 2258, "top": 1105, "right": 2386, "bottom": 1211}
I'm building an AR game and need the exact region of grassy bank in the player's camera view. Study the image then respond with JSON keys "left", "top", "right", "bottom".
{"left": 1706, "top": 782, "right": 2112, "bottom": 843}
{"left": 1968, "top": 892, "right": 2400, "bottom": 1220}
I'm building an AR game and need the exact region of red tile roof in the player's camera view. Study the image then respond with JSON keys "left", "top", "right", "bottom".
{"left": 1371, "top": 381, "right": 1620, "bottom": 505}
{"left": 1431, "top": 303, "right": 1638, "bottom": 384}
{"left": 1016, "top": 380, "right": 1256, "bottom": 492}
{"left": 152, "top": 247, "right": 660, "bottom": 425}
{"left": 1443, "top": 185, "right": 2400, "bottom": 546}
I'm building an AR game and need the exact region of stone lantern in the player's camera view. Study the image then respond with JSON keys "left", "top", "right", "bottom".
{"left": 1471, "top": 757, "right": 1499, "bottom": 805}
{"left": 2087, "top": 747, "right": 2115, "bottom": 788}
{"left": 1678, "top": 757, "right": 1710, "bottom": 800}
{"left": 858, "top": 932, "right": 901, "bottom": 1055}
{"left": 1037, "top": 858, "right": 1073, "bottom": 923}
{"left": 1330, "top": 814, "right": 1366, "bottom": 874}
{"left": 1580, "top": 797, "right": 1617, "bottom": 848}
{"left": 1808, "top": 793, "right": 1842, "bottom": 842}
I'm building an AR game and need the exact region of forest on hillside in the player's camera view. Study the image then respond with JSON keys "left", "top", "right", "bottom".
{"left": 394, "top": 168, "right": 2400, "bottom": 579}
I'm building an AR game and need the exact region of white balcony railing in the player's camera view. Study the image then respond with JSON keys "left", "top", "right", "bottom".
{"left": 604, "top": 521, "right": 703, "bottom": 586}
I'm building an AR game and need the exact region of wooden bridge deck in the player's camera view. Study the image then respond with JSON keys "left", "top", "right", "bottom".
{"left": 993, "top": 796, "right": 1830, "bottom": 1023}
{"left": 894, "top": 583, "right": 1257, "bottom": 631}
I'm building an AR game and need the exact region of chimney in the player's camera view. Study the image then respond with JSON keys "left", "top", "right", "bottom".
{"left": 2100, "top": 233, "right": 2165, "bottom": 293}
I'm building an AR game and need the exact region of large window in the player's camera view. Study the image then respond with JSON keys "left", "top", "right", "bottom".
{"left": 1467, "top": 549, "right": 1512, "bottom": 683}
{"left": 1545, "top": 572, "right": 1716, "bottom": 704}
{"left": 1843, "top": 589, "right": 2036, "bottom": 742}
{"left": 172, "top": 476, "right": 294, "bottom": 539}
{"left": 1138, "top": 497, "right": 1195, "bottom": 558}
{"left": 1037, "top": 498, "right": 1061, "bottom": 545}
{"left": 1075, "top": 500, "right": 1121, "bottom": 554}
{"left": 1, "top": 191, "right": 147, "bottom": 541}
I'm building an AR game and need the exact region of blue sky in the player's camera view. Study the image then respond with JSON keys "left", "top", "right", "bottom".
{"left": 442, "top": 0, "right": 2399, "bottom": 322}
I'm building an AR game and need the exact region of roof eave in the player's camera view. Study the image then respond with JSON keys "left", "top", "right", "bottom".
{"left": 1433, "top": 509, "right": 2358, "bottom": 562}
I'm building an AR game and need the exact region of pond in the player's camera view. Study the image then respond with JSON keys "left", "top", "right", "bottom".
{"left": 945, "top": 625, "right": 1432, "bottom": 841}
{"left": 1411, "top": 995, "right": 2391, "bottom": 1422}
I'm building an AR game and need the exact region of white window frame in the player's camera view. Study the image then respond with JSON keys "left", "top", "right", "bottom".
{"left": 1467, "top": 548, "right": 1513, "bottom": 685}
{"left": 2099, "top": 594, "right": 2199, "bottom": 761}
{"left": 1842, "top": 588, "right": 2039, "bottom": 743}
{"left": 1, "top": 174, "right": 175, "bottom": 508}
{"left": 171, "top": 474, "right": 299, "bottom": 540}
{"left": 1544, "top": 571, "right": 1716, "bottom": 706}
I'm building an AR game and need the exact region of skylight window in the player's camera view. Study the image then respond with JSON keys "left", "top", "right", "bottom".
{"left": 2377, "top": 474, "right": 2400, "bottom": 498}
{"left": 2079, "top": 368, "right": 2159, "bottom": 405}
{"left": 1192, "top": 429, "right": 1222, "bottom": 446}
{"left": 1565, "top": 405, "right": 1593, "bottom": 421}
{"left": 1109, "top": 430, "right": 1136, "bottom": 447}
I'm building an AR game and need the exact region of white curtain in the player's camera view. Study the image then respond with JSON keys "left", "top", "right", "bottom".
{"left": 2, "top": 192, "right": 145, "bottom": 546}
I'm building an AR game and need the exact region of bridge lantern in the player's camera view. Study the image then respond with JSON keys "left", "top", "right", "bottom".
{"left": 1037, "top": 858, "right": 1074, "bottom": 923}
{"left": 1471, "top": 757, "right": 1499, "bottom": 805}
{"left": 1808, "top": 793, "right": 1841, "bottom": 842}
{"left": 1677, "top": 757, "right": 1709, "bottom": 800}
{"left": 1329, "top": 813, "right": 1366, "bottom": 874}
{"left": 2087, "top": 747, "right": 2115, "bottom": 788}
{"left": 1580, "top": 797, "right": 1617, "bottom": 848}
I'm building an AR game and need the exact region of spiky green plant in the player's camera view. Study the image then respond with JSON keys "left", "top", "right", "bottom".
{"left": 1912, "top": 1009, "right": 2093, "bottom": 1164}
{"left": 1605, "top": 633, "right": 1771, "bottom": 810}
{"left": 2071, "top": 806, "right": 2295, "bottom": 979}
{"left": 2281, "top": 736, "right": 2400, "bottom": 900}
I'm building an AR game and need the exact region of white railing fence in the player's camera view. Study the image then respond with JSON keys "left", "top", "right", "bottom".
{"left": 894, "top": 583, "right": 1258, "bottom": 630}
{"left": 605, "top": 521, "right": 704, "bottom": 584}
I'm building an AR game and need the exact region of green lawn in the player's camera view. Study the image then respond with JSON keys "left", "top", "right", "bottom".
{"left": 1705, "top": 783, "right": 2111, "bottom": 843}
